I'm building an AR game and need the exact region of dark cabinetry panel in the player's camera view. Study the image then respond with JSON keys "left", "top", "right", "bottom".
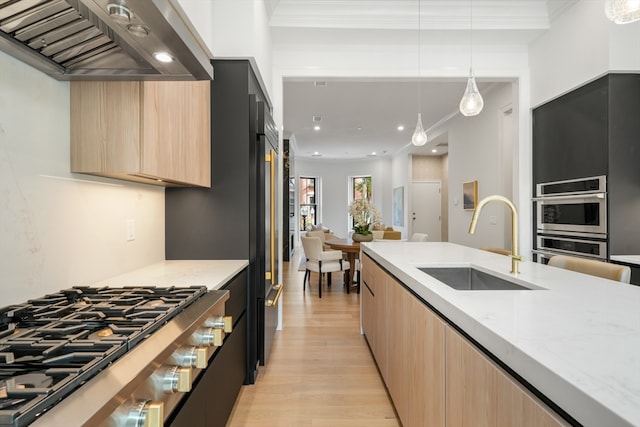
{"left": 533, "top": 76, "right": 608, "bottom": 184}
{"left": 532, "top": 73, "right": 640, "bottom": 257}
{"left": 607, "top": 74, "right": 640, "bottom": 255}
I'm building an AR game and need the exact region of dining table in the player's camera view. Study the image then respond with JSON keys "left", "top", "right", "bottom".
{"left": 324, "top": 237, "right": 361, "bottom": 291}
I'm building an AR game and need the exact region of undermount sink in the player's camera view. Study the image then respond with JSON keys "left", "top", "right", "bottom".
{"left": 418, "top": 267, "right": 538, "bottom": 291}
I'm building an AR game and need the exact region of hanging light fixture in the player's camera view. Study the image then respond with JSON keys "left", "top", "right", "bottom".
{"left": 459, "top": 0, "right": 484, "bottom": 117}
{"left": 411, "top": 0, "right": 427, "bottom": 146}
{"left": 605, "top": 0, "right": 640, "bottom": 24}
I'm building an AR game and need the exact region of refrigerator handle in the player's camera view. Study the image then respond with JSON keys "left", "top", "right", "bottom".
{"left": 266, "top": 149, "right": 277, "bottom": 286}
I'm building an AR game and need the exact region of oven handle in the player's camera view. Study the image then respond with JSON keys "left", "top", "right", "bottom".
{"left": 266, "top": 284, "right": 283, "bottom": 307}
{"left": 532, "top": 193, "right": 605, "bottom": 202}
{"left": 532, "top": 249, "right": 558, "bottom": 257}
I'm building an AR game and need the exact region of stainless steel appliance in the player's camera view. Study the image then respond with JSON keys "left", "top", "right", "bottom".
{"left": 535, "top": 176, "right": 607, "bottom": 235}
{"left": 0, "top": 0, "right": 212, "bottom": 80}
{"left": 533, "top": 175, "right": 608, "bottom": 264}
{"left": 0, "top": 286, "right": 230, "bottom": 427}
{"left": 533, "top": 233, "right": 608, "bottom": 264}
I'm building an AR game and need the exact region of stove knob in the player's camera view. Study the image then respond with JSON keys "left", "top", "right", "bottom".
{"left": 128, "top": 400, "right": 163, "bottom": 427}
{"left": 195, "top": 327, "right": 224, "bottom": 347}
{"left": 194, "top": 346, "right": 209, "bottom": 368}
{"left": 205, "top": 315, "right": 233, "bottom": 333}
{"left": 172, "top": 346, "right": 208, "bottom": 368}
{"left": 164, "top": 366, "right": 192, "bottom": 393}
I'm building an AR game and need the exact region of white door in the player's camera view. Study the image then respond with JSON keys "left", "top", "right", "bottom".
{"left": 411, "top": 181, "right": 441, "bottom": 241}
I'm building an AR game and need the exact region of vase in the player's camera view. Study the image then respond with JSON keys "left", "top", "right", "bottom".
{"left": 352, "top": 233, "right": 373, "bottom": 242}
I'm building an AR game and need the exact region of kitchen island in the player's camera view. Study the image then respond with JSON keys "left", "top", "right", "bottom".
{"left": 361, "top": 242, "right": 640, "bottom": 427}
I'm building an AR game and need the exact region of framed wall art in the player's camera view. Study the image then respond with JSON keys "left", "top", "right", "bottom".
{"left": 463, "top": 180, "right": 478, "bottom": 211}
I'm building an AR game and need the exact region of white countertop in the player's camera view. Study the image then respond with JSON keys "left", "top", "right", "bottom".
{"left": 361, "top": 242, "right": 640, "bottom": 427}
{"left": 93, "top": 260, "right": 248, "bottom": 290}
{"left": 611, "top": 255, "right": 640, "bottom": 267}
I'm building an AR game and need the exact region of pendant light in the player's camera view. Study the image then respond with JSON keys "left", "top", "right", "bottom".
{"left": 411, "top": 0, "right": 427, "bottom": 146}
{"left": 605, "top": 0, "right": 640, "bottom": 24}
{"left": 459, "top": 0, "right": 484, "bottom": 117}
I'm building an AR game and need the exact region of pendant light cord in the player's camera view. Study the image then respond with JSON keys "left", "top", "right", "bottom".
{"left": 417, "top": 0, "right": 421, "bottom": 112}
{"left": 469, "top": 0, "right": 473, "bottom": 75}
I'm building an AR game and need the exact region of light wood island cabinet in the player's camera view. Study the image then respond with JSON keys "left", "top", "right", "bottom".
{"left": 361, "top": 253, "right": 568, "bottom": 427}
{"left": 361, "top": 254, "right": 388, "bottom": 381}
{"left": 445, "top": 327, "right": 569, "bottom": 427}
{"left": 71, "top": 80, "right": 210, "bottom": 187}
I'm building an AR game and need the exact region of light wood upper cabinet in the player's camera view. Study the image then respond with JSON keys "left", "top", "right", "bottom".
{"left": 71, "top": 80, "right": 211, "bottom": 187}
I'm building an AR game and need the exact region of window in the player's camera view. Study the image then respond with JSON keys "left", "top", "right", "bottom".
{"left": 299, "top": 177, "right": 317, "bottom": 231}
{"left": 350, "top": 175, "right": 372, "bottom": 228}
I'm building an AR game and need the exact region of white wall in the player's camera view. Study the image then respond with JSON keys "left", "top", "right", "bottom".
{"left": 0, "top": 52, "right": 165, "bottom": 306}
{"left": 529, "top": 0, "right": 640, "bottom": 108}
{"left": 296, "top": 157, "right": 393, "bottom": 238}
{"left": 391, "top": 151, "right": 412, "bottom": 238}
{"left": 446, "top": 83, "right": 515, "bottom": 249}
{"left": 180, "top": 0, "right": 274, "bottom": 99}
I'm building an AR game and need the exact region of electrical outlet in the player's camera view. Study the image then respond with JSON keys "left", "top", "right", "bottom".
{"left": 126, "top": 219, "right": 135, "bottom": 241}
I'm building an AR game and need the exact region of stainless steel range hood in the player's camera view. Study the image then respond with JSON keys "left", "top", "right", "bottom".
{"left": 0, "top": 0, "right": 213, "bottom": 80}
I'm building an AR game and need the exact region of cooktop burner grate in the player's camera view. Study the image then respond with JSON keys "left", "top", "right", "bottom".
{"left": 0, "top": 285, "right": 207, "bottom": 427}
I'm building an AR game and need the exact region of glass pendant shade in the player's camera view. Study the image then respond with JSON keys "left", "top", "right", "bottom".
{"left": 459, "top": 72, "right": 484, "bottom": 117}
{"left": 411, "top": 113, "right": 428, "bottom": 146}
{"left": 605, "top": 0, "right": 640, "bottom": 24}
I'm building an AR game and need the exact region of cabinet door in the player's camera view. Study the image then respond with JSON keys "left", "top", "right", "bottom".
{"left": 532, "top": 76, "right": 608, "bottom": 184}
{"left": 407, "top": 295, "right": 445, "bottom": 427}
{"left": 386, "top": 277, "right": 409, "bottom": 424}
{"left": 361, "top": 278, "right": 375, "bottom": 347}
{"left": 141, "top": 81, "right": 210, "bottom": 187}
{"left": 445, "top": 327, "right": 568, "bottom": 427}
{"left": 71, "top": 81, "right": 141, "bottom": 174}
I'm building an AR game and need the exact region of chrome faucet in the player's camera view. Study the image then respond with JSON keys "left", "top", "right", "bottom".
{"left": 468, "top": 195, "right": 523, "bottom": 274}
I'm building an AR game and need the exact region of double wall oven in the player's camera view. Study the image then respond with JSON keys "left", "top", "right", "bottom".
{"left": 533, "top": 176, "right": 608, "bottom": 264}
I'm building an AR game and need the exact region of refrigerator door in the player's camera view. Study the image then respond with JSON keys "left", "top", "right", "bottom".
{"left": 258, "top": 101, "right": 281, "bottom": 366}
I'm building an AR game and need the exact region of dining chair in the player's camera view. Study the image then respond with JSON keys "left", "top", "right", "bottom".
{"left": 410, "top": 233, "right": 429, "bottom": 242}
{"left": 300, "top": 236, "right": 350, "bottom": 298}
{"left": 548, "top": 255, "right": 631, "bottom": 283}
{"left": 305, "top": 230, "right": 331, "bottom": 249}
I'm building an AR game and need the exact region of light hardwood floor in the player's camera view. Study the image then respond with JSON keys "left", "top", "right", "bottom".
{"left": 226, "top": 250, "right": 400, "bottom": 427}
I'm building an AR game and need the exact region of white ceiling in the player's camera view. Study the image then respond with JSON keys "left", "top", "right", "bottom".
{"left": 272, "top": 0, "right": 578, "bottom": 159}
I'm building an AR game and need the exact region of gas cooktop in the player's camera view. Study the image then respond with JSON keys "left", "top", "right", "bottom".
{"left": 0, "top": 286, "right": 207, "bottom": 427}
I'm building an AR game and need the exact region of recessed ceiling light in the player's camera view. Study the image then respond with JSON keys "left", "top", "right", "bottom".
{"left": 371, "top": 152, "right": 377, "bottom": 156}
{"left": 153, "top": 52, "right": 174, "bottom": 63}
{"left": 312, "top": 151, "right": 322, "bottom": 157}
{"left": 397, "top": 125, "right": 405, "bottom": 131}
{"left": 313, "top": 125, "right": 320, "bottom": 131}
{"left": 432, "top": 149, "right": 437, "bottom": 153}
{"left": 357, "top": 127, "right": 362, "bottom": 131}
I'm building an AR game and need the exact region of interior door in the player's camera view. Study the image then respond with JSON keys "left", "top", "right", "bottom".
{"left": 411, "top": 181, "right": 442, "bottom": 241}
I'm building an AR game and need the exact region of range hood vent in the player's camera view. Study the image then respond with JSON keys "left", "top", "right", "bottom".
{"left": 0, "top": 0, "right": 213, "bottom": 80}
